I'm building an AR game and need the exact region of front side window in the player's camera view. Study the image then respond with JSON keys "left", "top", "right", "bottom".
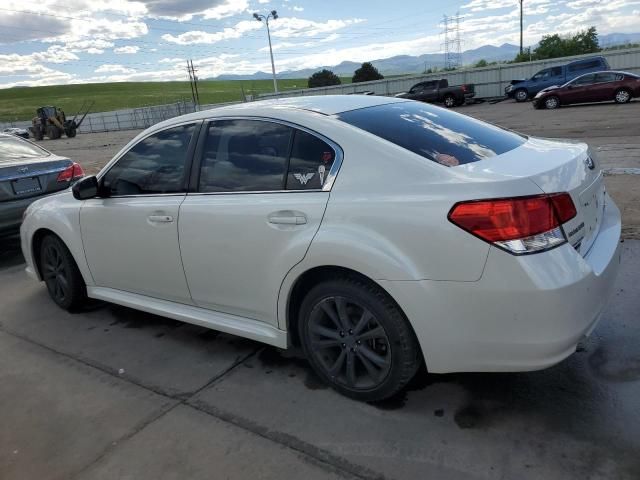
{"left": 0, "top": 136, "right": 50, "bottom": 159}
{"left": 550, "top": 67, "right": 562, "bottom": 76}
{"left": 338, "top": 102, "right": 525, "bottom": 167}
{"left": 286, "top": 130, "right": 336, "bottom": 190}
{"left": 102, "top": 124, "right": 195, "bottom": 195}
{"left": 199, "top": 120, "right": 292, "bottom": 192}
{"left": 572, "top": 74, "right": 596, "bottom": 86}
{"left": 532, "top": 69, "right": 549, "bottom": 81}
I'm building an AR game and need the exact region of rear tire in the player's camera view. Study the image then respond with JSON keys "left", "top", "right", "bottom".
{"left": 514, "top": 88, "right": 528, "bottom": 102}
{"left": 298, "top": 276, "right": 421, "bottom": 402}
{"left": 443, "top": 95, "right": 456, "bottom": 108}
{"left": 65, "top": 126, "right": 77, "bottom": 138}
{"left": 40, "top": 235, "right": 87, "bottom": 311}
{"left": 46, "top": 126, "right": 61, "bottom": 140}
{"left": 614, "top": 88, "right": 631, "bottom": 104}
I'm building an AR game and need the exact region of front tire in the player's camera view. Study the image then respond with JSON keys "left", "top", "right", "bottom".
{"left": 298, "top": 276, "right": 421, "bottom": 402}
{"left": 614, "top": 88, "right": 631, "bottom": 104}
{"left": 40, "top": 235, "right": 87, "bottom": 310}
{"left": 544, "top": 96, "right": 560, "bottom": 109}
{"left": 514, "top": 88, "right": 528, "bottom": 102}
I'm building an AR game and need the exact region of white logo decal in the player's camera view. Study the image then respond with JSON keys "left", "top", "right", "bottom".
{"left": 294, "top": 173, "right": 315, "bottom": 185}
{"left": 318, "top": 165, "right": 326, "bottom": 185}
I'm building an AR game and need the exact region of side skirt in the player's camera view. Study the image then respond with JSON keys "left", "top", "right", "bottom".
{"left": 87, "top": 287, "right": 288, "bottom": 349}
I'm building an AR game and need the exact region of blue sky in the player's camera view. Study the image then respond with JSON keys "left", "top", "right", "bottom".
{"left": 0, "top": 0, "right": 638, "bottom": 87}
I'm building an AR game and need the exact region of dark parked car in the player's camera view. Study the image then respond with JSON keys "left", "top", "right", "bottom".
{"left": 506, "top": 56, "right": 610, "bottom": 102}
{"left": 396, "top": 79, "right": 475, "bottom": 107}
{"left": 2, "top": 127, "right": 30, "bottom": 139}
{"left": 0, "top": 133, "right": 84, "bottom": 236}
{"left": 533, "top": 71, "right": 640, "bottom": 109}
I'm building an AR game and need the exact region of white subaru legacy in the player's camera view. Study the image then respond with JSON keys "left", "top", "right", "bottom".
{"left": 20, "top": 95, "right": 621, "bottom": 401}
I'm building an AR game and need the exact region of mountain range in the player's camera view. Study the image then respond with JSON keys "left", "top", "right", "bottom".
{"left": 213, "top": 32, "right": 640, "bottom": 81}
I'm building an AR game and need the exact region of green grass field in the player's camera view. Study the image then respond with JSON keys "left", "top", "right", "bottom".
{"left": 0, "top": 78, "right": 353, "bottom": 122}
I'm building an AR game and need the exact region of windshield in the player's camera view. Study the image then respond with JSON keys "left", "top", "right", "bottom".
{"left": 0, "top": 135, "right": 51, "bottom": 159}
{"left": 337, "top": 101, "right": 526, "bottom": 166}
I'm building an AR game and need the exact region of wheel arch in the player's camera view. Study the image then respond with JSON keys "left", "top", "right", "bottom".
{"left": 282, "top": 265, "right": 425, "bottom": 365}
{"left": 30, "top": 227, "right": 92, "bottom": 286}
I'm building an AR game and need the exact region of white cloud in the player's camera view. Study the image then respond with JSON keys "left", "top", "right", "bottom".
{"left": 94, "top": 64, "right": 136, "bottom": 73}
{"left": 270, "top": 18, "right": 366, "bottom": 38}
{"left": 292, "top": 5, "right": 304, "bottom": 11}
{"left": 114, "top": 45, "right": 140, "bottom": 54}
{"left": 159, "top": 57, "right": 184, "bottom": 63}
{"left": 161, "top": 19, "right": 261, "bottom": 44}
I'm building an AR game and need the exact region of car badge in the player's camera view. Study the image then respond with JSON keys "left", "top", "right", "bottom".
{"left": 18, "top": 166, "right": 29, "bottom": 174}
{"left": 585, "top": 157, "right": 595, "bottom": 170}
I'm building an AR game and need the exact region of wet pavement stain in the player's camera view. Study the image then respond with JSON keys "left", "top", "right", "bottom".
{"left": 257, "top": 347, "right": 328, "bottom": 390}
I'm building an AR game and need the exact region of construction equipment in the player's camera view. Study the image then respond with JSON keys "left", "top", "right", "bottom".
{"left": 30, "top": 101, "right": 94, "bottom": 141}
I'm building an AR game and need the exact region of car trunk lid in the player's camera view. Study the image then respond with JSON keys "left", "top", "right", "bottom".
{"left": 0, "top": 156, "right": 74, "bottom": 203}
{"left": 456, "top": 137, "right": 603, "bottom": 256}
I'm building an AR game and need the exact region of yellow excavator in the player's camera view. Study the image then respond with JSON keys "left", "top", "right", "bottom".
{"left": 30, "top": 101, "right": 94, "bottom": 141}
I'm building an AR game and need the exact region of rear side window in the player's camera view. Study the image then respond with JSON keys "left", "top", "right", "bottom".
{"left": 338, "top": 102, "right": 525, "bottom": 166}
{"left": 573, "top": 74, "right": 596, "bottom": 85}
{"left": 286, "top": 130, "right": 335, "bottom": 190}
{"left": 102, "top": 124, "right": 195, "bottom": 195}
{"left": 595, "top": 72, "right": 617, "bottom": 83}
{"left": 199, "top": 120, "right": 292, "bottom": 192}
{"left": 0, "top": 136, "right": 50, "bottom": 159}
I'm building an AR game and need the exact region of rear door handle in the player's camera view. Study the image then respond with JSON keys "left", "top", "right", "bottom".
{"left": 268, "top": 211, "right": 307, "bottom": 225}
{"left": 148, "top": 215, "right": 174, "bottom": 223}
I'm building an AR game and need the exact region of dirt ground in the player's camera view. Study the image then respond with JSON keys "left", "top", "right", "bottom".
{"left": 39, "top": 98, "right": 640, "bottom": 238}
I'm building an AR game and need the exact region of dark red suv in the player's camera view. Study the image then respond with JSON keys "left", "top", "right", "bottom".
{"left": 533, "top": 71, "right": 640, "bottom": 109}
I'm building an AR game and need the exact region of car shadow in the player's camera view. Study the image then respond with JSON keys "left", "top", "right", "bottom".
{"left": 0, "top": 234, "right": 25, "bottom": 269}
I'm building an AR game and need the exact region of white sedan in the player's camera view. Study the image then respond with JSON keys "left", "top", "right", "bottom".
{"left": 20, "top": 95, "right": 621, "bottom": 401}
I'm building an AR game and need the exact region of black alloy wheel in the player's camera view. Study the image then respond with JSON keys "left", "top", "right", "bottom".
{"left": 307, "top": 296, "right": 392, "bottom": 390}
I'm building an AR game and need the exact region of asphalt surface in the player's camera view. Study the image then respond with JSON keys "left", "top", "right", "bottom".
{"left": 2, "top": 98, "right": 639, "bottom": 479}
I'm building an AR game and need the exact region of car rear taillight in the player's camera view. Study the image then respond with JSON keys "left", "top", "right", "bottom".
{"left": 461, "top": 84, "right": 467, "bottom": 92}
{"left": 57, "top": 163, "right": 84, "bottom": 182}
{"left": 448, "top": 193, "right": 577, "bottom": 254}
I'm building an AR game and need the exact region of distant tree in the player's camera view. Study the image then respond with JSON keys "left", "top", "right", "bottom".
{"left": 352, "top": 62, "right": 384, "bottom": 83}
{"left": 473, "top": 59, "right": 488, "bottom": 68}
{"left": 308, "top": 69, "right": 342, "bottom": 88}
{"left": 514, "top": 27, "right": 600, "bottom": 62}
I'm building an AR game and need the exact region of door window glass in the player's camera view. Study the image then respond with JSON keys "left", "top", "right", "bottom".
{"left": 199, "top": 120, "right": 292, "bottom": 192}
{"left": 286, "top": 130, "right": 336, "bottom": 190}
{"left": 595, "top": 72, "right": 616, "bottom": 83}
{"left": 532, "top": 69, "right": 549, "bottom": 81}
{"left": 572, "top": 74, "right": 596, "bottom": 86}
{"left": 550, "top": 67, "right": 562, "bottom": 76}
{"left": 102, "top": 124, "right": 195, "bottom": 195}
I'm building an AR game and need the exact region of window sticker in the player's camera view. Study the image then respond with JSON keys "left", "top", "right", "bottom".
{"left": 293, "top": 172, "right": 315, "bottom": 185}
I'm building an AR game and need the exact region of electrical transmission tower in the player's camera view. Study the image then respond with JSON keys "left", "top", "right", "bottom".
{"left": 442, "top": 13, "right": 462, "bottom": 70}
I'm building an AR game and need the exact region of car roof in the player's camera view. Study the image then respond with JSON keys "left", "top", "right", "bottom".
{"left": 151, "top": 95, "right": 407, "bottom": 130}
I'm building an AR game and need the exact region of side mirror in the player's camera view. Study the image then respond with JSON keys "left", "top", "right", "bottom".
{"left": 566, "top": 84, "right": 574, "bottom": 90}
{"left": 72, "top": 176, "right": 99, "bottom": 200}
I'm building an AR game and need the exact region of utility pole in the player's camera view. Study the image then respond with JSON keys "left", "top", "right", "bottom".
{"left": 186, "top": 61, "right": 196, "bottom": 106}
{"left": 190, "top": 59, "right": 201, "bottom": 107}
{"left": 520, "top": 0, "right": 524, "bottom": 55}
{"left": 186, "top": 60, "right": 200, "bottom": 110}
{"left": 253, "top": 10, "right": 279, "bottom": 93}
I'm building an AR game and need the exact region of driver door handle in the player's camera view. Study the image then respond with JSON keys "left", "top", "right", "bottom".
{"left": 268, "top": 211, "right": 307, "bottom": 225}
{"left": 148, "top": 215, "right": 174, "bottom": 223}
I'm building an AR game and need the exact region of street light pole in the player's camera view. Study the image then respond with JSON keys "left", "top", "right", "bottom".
{"left": 519, "top": 0, "right": 524, "bottom": 55}
{"left": 253, "top": 10, "right": 279, "bottom": 93}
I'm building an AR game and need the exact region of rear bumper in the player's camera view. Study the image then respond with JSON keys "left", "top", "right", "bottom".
{"left": 380, "top": 195, "right": 622, "bottom": 373}
{"left": 0, "top": 196, "right": 39, "bottom": 235}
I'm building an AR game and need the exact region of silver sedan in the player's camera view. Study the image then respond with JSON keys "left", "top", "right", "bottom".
{"left": 0, "top": 133, "right": 83, "bottom": 236}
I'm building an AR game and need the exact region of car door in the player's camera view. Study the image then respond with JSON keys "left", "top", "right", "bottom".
{"left": 406, "top": 83, "right": 425, "bottom": 101}
{"left": 420, "top": 81, "right": 438, "bottom": 102}
{"left": 563, "top": 74, "right": 596, "bottom": 104}
{"left": 179, "top": 118, "right": 340, "bottom": 326}
{"left": 80, "top": 122, "right": 199, "bottom": 304}
{"left": 591, "top": 72, "right": 619, "bottom": 101}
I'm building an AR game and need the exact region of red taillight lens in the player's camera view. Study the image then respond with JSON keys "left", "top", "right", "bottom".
{"left": 57, "top": 163, "right": 84, "bottom": 182}
{"left": 461, "top": 84, "right": 467, "bottom": 92}
{"left": 448, "top": 193, "right": 577, "bottom": 254}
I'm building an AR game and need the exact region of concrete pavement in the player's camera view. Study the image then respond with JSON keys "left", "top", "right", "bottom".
{"left": 1, "top": 241, "right": 639, "bottom": 479}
